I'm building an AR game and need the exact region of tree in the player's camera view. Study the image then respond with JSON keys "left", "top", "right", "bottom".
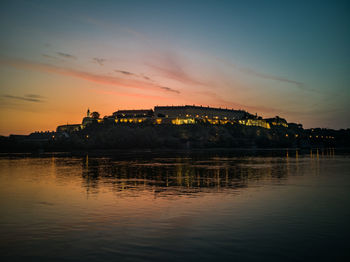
{"left": 91, "top": 111, "right": 100, "bottom": 119}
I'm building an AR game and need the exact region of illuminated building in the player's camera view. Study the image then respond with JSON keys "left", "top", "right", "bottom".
{"left": 56, "top": 124, "right": 82, "bottom": 133}
{"left": 154, "top": 105, "right": 249, "bottom": 121}
{"left": 153, "top": 105, "right": 271, "bottom": 128}
{"left": 238, "top": 119, "right": 270, "bottom": 129}
{"left": 82, "top": 108, "right": 102, "bottom": 127}
{"left": 265, "top": 116, "right": 288, "bottom": 128}
{"left": 112, "top": 109, "right": 153, "bottom": 124}
{"left": 113, "top": 109, "right": 153, "bottom": 118}
{"left": 56, "top": 105, "right": 287, "bottom": 131}
{"left": 82, "top": 108, "right": 94, "bottom": 127}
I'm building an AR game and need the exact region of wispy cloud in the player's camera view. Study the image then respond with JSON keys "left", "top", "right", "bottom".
{"left": 148, "top": 52, "right": 205, "bottom": 86}
{"left": 93, "top": 57, "right": 106, "bottom": 66}
{"left": 26, "top": 94, "right": 45, "bottom": 99}
{"left": 88, "top": 89, "right": 171, "bottom": 100}
{"left": 115, "top": 70, "right": 155, "bottom": 82}
{"left": 115, "top": 70, "right": 134, "bottom": 76}
{"left": 2, "top": 94, "right": 45, "bottom": 103}
{"left": 0, "top": 58, "right": 180, "bottom": 94}
{"left": 56, "top": 52, "right": 77, "bottom": 59}
{"left": 114, "top": 69, "right": 179, "bottom": 94}
{"left": 42, "top": 54, "right": 60, "bottom": 60}
{"left": 215, "top": 57, "right": 306, "bottom": 90}
{"left": 239, "top": 67, "right": 304, "bottom": 88}
{"left": 160, "top": 86, "right": 180, "bottom": 94}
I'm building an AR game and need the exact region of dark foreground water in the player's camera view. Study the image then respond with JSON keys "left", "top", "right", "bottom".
{"left": 0, "top": 149, "right": 349, "bottom": 261}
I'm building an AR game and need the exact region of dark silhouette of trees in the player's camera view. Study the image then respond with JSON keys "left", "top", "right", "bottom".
{"left": 1, "top": 123, "right": 349, "bottom": 152}
{"left": 91, "top": 112, "right": 100, "bottom": 119}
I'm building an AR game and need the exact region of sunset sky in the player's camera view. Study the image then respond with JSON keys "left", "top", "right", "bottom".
{"left": 0, "top": 0, "right": 349, "bottom": 135}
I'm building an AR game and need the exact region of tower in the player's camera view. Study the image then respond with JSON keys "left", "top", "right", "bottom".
{"left": 87, "top": 108, "right": 90, "bottom": 117}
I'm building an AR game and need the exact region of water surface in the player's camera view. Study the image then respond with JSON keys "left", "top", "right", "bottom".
{"left": 1, "top": 149, "right": 349, "bottom": 261}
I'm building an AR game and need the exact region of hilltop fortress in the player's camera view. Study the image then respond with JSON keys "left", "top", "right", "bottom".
{"left": 5, "top": 105, "right": 345, "bottom": 152}
{"left": 57, "top": 105, "right": 291, "bottom": 133}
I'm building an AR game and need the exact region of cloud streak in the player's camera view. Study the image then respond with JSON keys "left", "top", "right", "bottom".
{"left": 239, "top": 67, "right": 304, "bottom": 88}
{"left": 88, "top": 89, "right": 171, "bottom": 100}
{"left": 114, "top": 69, "right": 181, "bottom": 94}
{"left": 0, "top": 58, "right": 180, "bottom": 95}
{"left": 93, "top": 57, "right": 106, "bottom": 66}
{"left": 42, "top": 54, "right": 60, "bottom": 60}
{"left": 215, "top": 57, "right": 306, "bottom": 90}
{"left": 56, "top": 52, "right": 77, "bottom": 59}
{"left": 160, "top": 86, "right": 180, "bottom": 94}
{"left": 115, "top": 70, "right": 155, "bottom": 82}
{"left": 2, "top": 94, "right": 45, "bottom": 103}
{"left": 115, "top": 70, "right": 134, "bottom": 76}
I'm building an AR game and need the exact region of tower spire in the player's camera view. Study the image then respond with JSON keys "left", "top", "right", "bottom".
{"left": 87, "top": 108, "right": 90, "bottom": 117}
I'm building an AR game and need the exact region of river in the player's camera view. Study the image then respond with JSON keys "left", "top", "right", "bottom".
{"left": 1, "top": 149, "right": 349, "bottom": 261}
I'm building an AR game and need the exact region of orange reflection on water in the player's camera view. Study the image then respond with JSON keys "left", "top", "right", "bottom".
{"left": 0, "top": 151, "right": 336, "bottom": 228}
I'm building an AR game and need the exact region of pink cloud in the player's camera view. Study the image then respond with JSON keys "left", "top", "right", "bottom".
{"left": 0, "top": 58, "right": 180, "bottom": 94}
{"left": 88, "top": 89, "right": 171, "bottom": 100}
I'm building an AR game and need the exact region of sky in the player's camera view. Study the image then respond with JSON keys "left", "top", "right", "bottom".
{"left": 0, "top": 0, "right": 349, "bottom": 135}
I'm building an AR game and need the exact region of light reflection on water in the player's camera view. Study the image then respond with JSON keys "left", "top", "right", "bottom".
{"left": 0, "top": 149, "right": 349, "bottom": 261}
